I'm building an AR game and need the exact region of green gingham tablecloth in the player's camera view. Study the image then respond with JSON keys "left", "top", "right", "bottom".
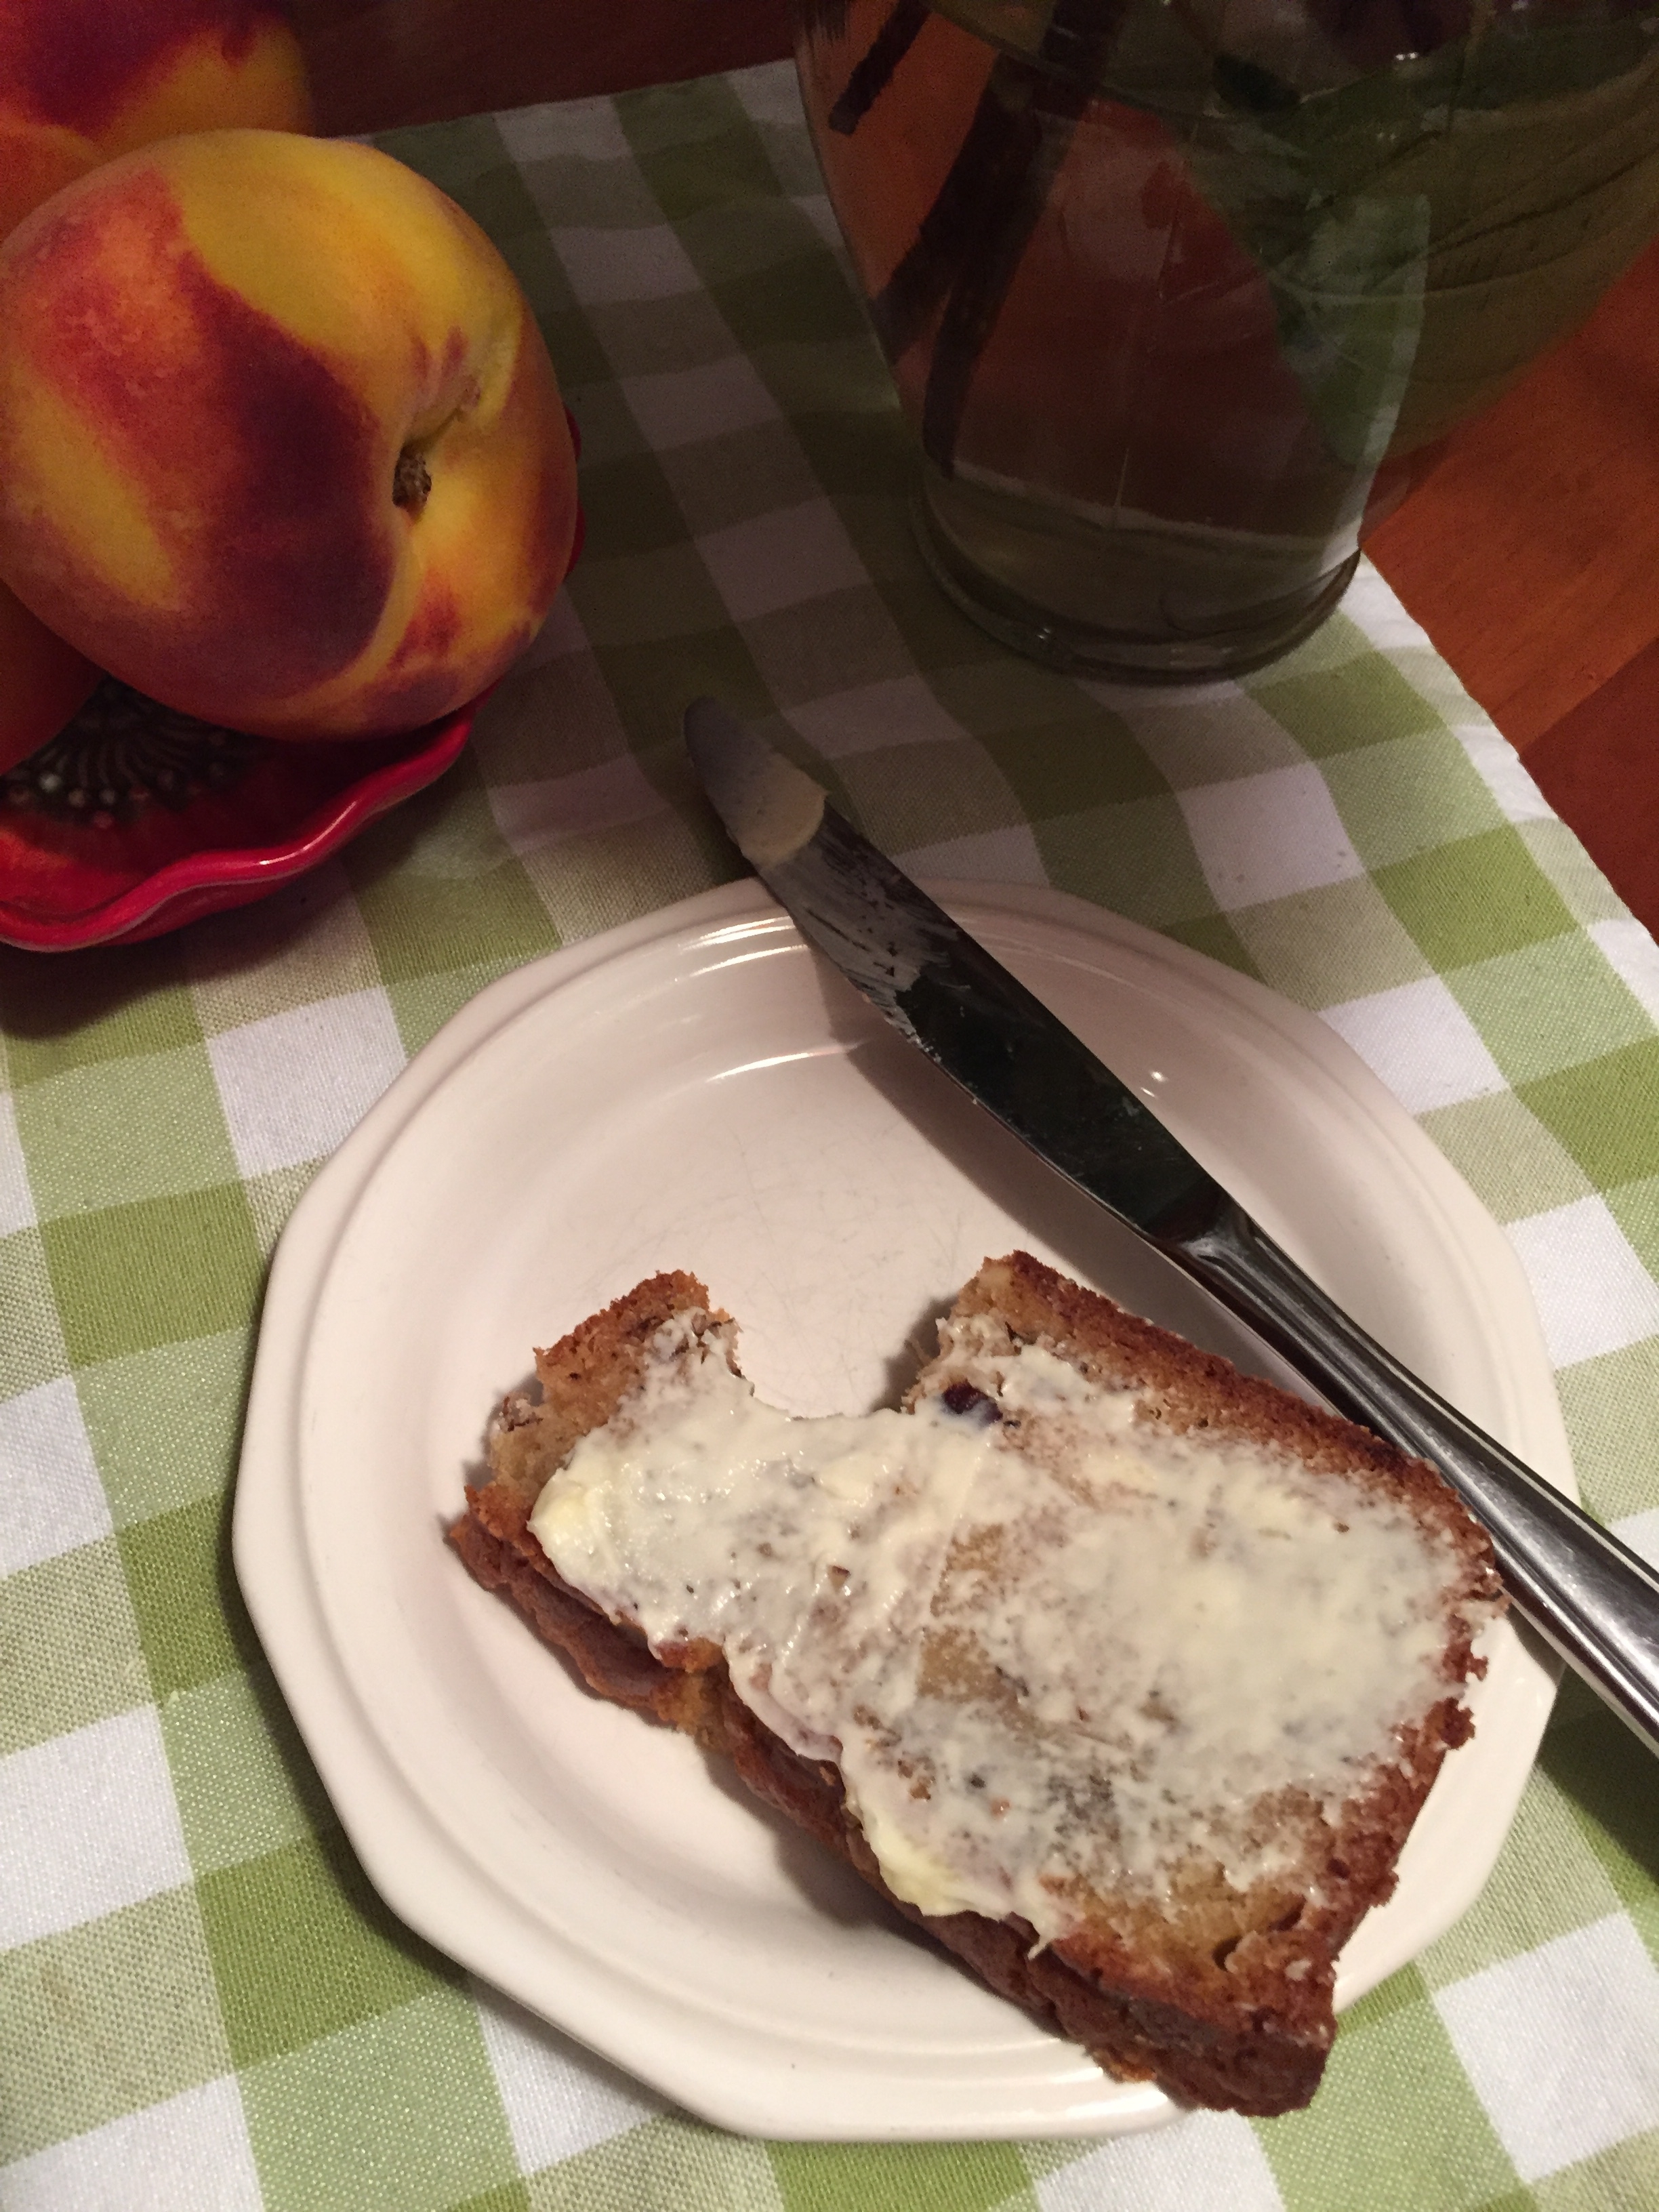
{"left": 3, "top": 58, "right": 1659, "bottom": 2212}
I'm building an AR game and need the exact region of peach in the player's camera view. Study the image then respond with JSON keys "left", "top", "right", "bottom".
{"left": 0, "top": 130, "right": 579, "bottom": 739}
{"left": 0, "top": 576, "right": 97, "bottom": 773}
{"left": 1, "top": 3, "right": 310, "bottom": 776}
{"left": 0, "top": 0, "right": 312, "bottom": 243}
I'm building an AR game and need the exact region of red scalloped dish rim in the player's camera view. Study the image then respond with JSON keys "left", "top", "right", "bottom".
{"left": 1, "top": 490, "right": 583, "bottom": 953}
{"left": 0, "top": 703, "right": 480, "bottom": 951}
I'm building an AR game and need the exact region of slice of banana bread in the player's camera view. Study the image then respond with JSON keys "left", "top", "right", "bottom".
{"left": 449, "top": 1253, "right": 1501, "bottom": 2114}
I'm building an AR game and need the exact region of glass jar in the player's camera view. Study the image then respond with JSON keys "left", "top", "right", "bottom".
{"left": 797, "top": 0, "right": 1659, "bottom": 677}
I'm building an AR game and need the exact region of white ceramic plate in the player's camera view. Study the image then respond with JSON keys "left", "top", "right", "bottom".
{"left": 234, "top": 880, "right": 1572, "bottom": 2141}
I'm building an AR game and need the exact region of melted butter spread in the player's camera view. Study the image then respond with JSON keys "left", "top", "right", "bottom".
{"left": 528, "top": 1312, "right": 1465, "bottom": 1937}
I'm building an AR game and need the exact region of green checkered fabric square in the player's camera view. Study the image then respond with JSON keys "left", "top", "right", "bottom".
{"left": 2, "top": 62, "right": 1656, "bottom": 2212}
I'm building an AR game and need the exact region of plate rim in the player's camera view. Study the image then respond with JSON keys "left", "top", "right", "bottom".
{"left": 234, "top": 877, "right": 1572, "bottom": 2139}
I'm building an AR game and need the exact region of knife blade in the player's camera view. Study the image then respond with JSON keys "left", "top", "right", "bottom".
{"left": 684, "top": 695, "right": 1659, "bottom": 1757}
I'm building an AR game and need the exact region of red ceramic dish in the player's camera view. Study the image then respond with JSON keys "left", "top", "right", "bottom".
{"left": 0, "top": 485, "right": 584, "bottom": 952}
{"left": 0, "top": 706, "right": 478, "bottom": 949}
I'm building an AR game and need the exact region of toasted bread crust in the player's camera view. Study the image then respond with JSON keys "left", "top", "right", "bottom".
{"left": 449, "top": 1258, "right": 1500, "bottom": 2116}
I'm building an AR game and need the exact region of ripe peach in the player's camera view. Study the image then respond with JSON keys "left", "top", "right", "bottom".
{"left": 0, "top": 577, "right": 97, "bottom": 773}
{"left": 0, "top": 6, "right": 312, "bottom": 777}
{"left": 0, "top": 130, "right": 579, "bottom": 740}
{"left": 0, "top": 0, "right": 312, "bottom": 244}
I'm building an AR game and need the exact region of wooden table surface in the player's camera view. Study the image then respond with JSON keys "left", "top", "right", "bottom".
{"left": 290, "top": 0, "right": 1659, "bottom": 935}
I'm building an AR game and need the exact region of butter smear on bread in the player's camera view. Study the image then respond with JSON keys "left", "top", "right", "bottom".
{"left": 529, "top": 1303, "right": 1476, "bottom": 1938}
{"left": 455, "top": 1256, "right": 1502, "bottom": 2112}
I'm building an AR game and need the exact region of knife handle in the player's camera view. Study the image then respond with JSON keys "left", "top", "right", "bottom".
{"left": 1179, "top": 1201, "right": 1659, "bottom": 1758}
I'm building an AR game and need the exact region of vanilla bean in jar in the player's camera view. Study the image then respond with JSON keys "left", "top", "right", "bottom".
{"left": 796, "top": 0, "right": 1659, "bottom": 678}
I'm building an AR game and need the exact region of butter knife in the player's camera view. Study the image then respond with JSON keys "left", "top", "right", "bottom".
{"left": 684, "top": 696, "right": 1659, "bottom": 1757}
